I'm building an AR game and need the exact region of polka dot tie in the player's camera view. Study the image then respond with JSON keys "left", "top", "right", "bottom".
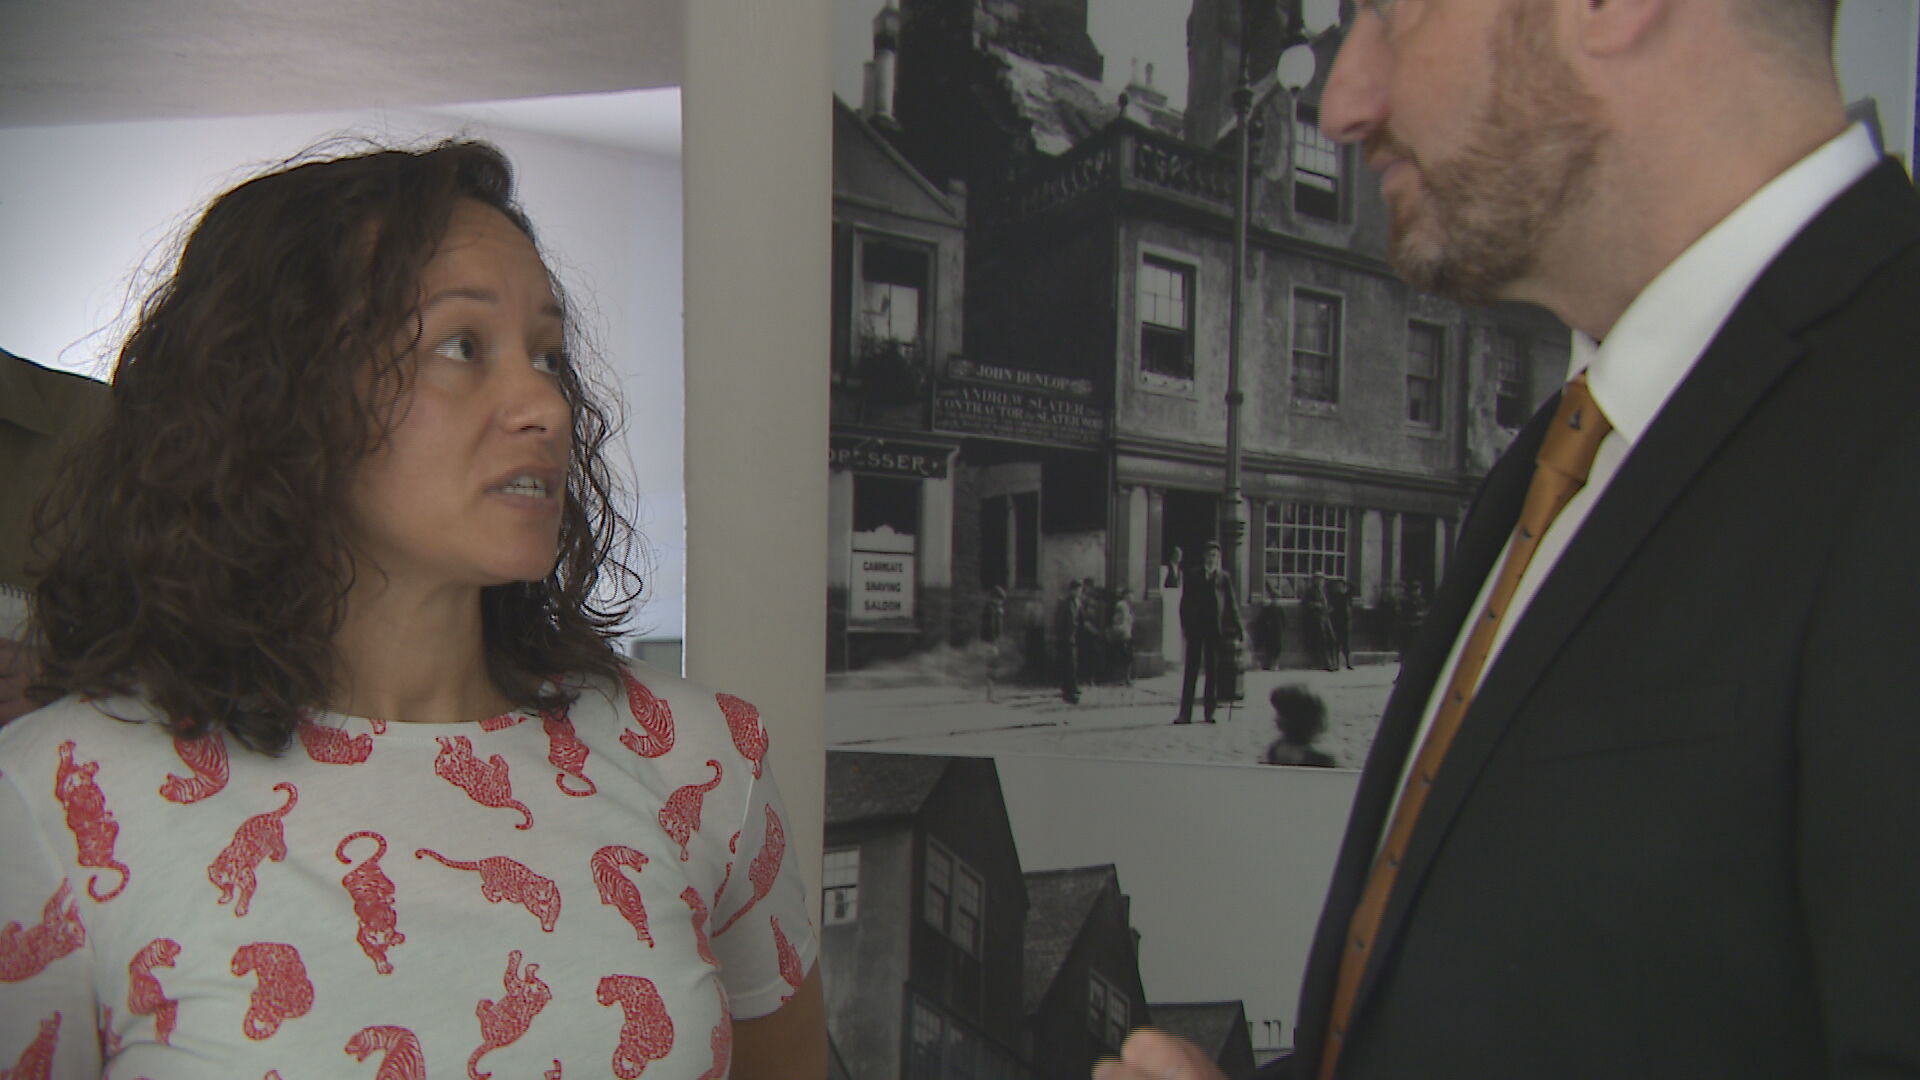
{"left": 1318, "top": 375, "right": 1612, "bottom": 1079}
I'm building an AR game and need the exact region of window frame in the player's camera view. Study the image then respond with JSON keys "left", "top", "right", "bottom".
{"left": 1292, "top": 101, "right": 1344, "bottom": 221}
{"left": 1087, "top": 970, "right": 1130, "bottom": 1048}
{"left": 822, "top": 846, "right": 859, "bottom": 925}
{"left": 1137, "top": 252, "right": 1198, "bottom": 387}
{"left": 1406, "top": 320, "right": 1445, "bottom": 429}
{"left": 1290, "top": 288, "right": 1344, "bottom": 407}
{"left": 1492, "top": 329, "right": 1533, "bottom": 429}
{"left": 923, "top": 837, "right": 985, "bottom": 956}
{"left": 1262, "top": 501, "right": 1352, "bottom": 596}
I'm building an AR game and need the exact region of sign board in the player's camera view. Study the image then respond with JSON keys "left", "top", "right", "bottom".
{"left": 934, "top": 357, "right": 1107, "bottom": 448}
{"left": 851, "top": 550, "right": 916, "bottom": 623}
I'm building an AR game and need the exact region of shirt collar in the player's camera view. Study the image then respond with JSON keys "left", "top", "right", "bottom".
{"left": 1571, "top": 124, "right": 1879, "bottom": 442}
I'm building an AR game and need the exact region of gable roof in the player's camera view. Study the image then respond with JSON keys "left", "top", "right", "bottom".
{"left": 1021, "top": 864, "right": 1118, "bottom": 1013}
{"left": 825, "top": 751, "right": 953, "bottom": 826}
{"left": 1149, "top": 1001, "right": 1248, "bottom": 1061}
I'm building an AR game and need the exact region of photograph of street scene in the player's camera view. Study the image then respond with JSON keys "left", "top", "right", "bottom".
{"left": 823, "top": 0, "right": 1570, "bottom": 767}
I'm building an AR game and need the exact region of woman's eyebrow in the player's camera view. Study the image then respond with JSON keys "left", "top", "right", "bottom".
{"left": 421, "top": 288, "right": 562, "bottom": 319}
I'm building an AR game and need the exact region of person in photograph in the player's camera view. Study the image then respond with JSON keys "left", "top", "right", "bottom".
{"left": 1302, "top": 575, "right": 1337, "bottom": 672}
{"left": 1107, "top": 587, "right": 1135, "bottom": 686}
{"left": 979, "top": 583, "right": 1007, "bottom": 646}
{"left": 0, "top": 141, "right": 825, "bottom": 1079}
{"left": 1393, "top": 579, "right": 1426, "bottom": 662}
{"left": 1055, "top": 577, "right": 1085, "bottom": 703}
{"left": 1255, "top": 583, "right": 1288, "bottom": 670}
{"left": 1325, "top": 577, "right": 1354, "bottom": 670}
{"left": 1104, "top": 0, "right": 1920, "bottom": 1077}
{"left": 0, "top": 349, "right": 109, "bottom": 727}
{"left": 1173, "top": 541, "right": 1242, "bottom": 725}
{"left": 1261, "top": 685, "right": 1336, "bottom": 769}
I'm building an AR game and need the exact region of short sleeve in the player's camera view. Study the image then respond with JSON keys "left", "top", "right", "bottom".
{"left": 708, "top": 749, "right": 817, "bottom": 1021}
{"left": 0, "top": 766, "right": 102, "bottom": 1080}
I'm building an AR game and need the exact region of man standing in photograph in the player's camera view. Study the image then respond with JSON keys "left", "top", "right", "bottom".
{"left": 1173, "top": 540, "right": 1243, "bottom": 725}
{"left": 1055, "top": 577, "right": 1085, "bottom": 704}
{"left": 1103, "top": 0, "right": 1920, "bottom": 1077}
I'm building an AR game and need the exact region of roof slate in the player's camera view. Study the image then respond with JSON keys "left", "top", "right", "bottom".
{"left": 824, "top": 752, "right": 952, "bottom": 826}
{"left": 1020, "top": 864, "right": 1117, "bottom": 1013}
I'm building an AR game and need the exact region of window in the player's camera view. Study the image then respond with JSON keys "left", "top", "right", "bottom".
{"left": 911, "top": 1000, "right": 946, "bottom": 1080}
{"left": 822, "top": 848, "right": 859, "bottom": 925}
{"left": 1263, "top": 501, "right": 1350, "bottom": 595}
{"left": 923, "top": 839, "right": 985, "bottom": 955}
{"left": 1292, "top": 291, "right": 1342, "bottom": 404}
{"left": 855, "top": 239, "right": 932, "bottom": 402}
{"left": 1293, "top": 103, "right": 1342, "bottom": 220}
{"left": 1407, "top": 321, "right": 1444, "bottom": 427}
{"left": 909, "top": 998, "right": 1018, "bottom": 1080}
{"left": 1087, "top": 971, "right": 1130, "bottom": 1049}
{"left": 1492, "top": 330, "right": 1532, "bottom": 428}
{"left": 1139, "top": 256, "right": 1195, "bottom": 381}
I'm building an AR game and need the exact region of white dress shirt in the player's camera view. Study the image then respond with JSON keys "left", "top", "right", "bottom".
{"left": 1384, "top": 125, "right": 1880, "bottom": 822}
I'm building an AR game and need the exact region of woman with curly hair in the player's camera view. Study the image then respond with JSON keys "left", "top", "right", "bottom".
{"left": 0, "top": 140, "right": 824, "bottom": 1079}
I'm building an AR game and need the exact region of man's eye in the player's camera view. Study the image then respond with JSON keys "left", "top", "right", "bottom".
{"left": 432, "top": 332, "right": 482, "bottom": 362}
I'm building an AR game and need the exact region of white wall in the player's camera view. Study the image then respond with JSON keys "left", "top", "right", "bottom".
{"left": 1837, "top": 0, "right": 1920, "bottom": 164}
{"left": 0, "top": 109, "right": 686, "bottom": 642}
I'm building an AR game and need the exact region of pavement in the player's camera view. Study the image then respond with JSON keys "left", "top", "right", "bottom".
{"left": 825, "top": 652, "right": 1401, "bottom": 768}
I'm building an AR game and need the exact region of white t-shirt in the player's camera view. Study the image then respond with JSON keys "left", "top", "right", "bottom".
{"left": 0, "top": 658, "right": 816, "bottom": 1080}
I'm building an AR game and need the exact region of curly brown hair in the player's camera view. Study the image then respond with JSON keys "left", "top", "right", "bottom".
{"left": 28, "top": 139, "right": 639, "bottom": 753}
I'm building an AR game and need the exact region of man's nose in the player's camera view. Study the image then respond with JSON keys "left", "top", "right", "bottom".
{"left": 1318, "top": 11, "right": 1389, "bottom": 147}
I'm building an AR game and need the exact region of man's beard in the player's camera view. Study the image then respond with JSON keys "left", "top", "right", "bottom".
{"left": 1375, "top": 1, "right": 1606, "bottom": 303}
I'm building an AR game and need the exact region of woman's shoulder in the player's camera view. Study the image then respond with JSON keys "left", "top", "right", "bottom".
{"left": 566, "top": 656, "right": 771, "bottom": 749}
{"left": 0, "top": 691, "right": 177, "bottom": 792}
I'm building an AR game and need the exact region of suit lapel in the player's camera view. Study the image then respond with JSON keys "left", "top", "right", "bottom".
{"left": 1351, "top": 160, "right": 1920, "bottom": 1015}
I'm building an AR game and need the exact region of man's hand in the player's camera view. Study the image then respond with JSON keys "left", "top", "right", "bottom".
{"left": 0, "top": 638, "right": 37, "bottom": 726}
{"left": 1092, "top": 1029, "right": 1228, "bottom": 1080}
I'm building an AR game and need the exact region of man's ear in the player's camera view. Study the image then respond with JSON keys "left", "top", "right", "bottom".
{"left": 1571, "top": 0, "right": 1670, "bottom": 57}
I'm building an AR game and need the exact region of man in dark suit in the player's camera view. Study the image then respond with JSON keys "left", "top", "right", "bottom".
{"left": 1174, "top": 540, "right": 1244, "bottom": 724}
{"left": 1103, "top": 1, "right": 1920, "bottom": 1077}
{"left": 1054, "top": 578, "right": 1085, "bottom": 704}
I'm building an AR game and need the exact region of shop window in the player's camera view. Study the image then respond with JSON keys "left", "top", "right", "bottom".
{"left": 1293, "top": 103, "right": 1343, "bottom": 221}
{"left": 1493, "top": 330, "right": 1532, "bottom": 429}
{"left": 1139, "top": 256, "right": 1195, "bottom": 381}
{"left": 1292, "top": 291, "right": 1342, "bottom": 404}
{"left": 1407, "top": 321, "right": 1444, "bottom": 428}
{"left": 1263, "top": 501, "right": 1350, "bottom": 595}
{"left": 822, "top": 847, "right": 859, "bottom": 925}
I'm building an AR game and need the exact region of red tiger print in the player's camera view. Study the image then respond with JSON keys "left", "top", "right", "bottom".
{"left": 618, "top": 669, "right": 675, "bottom": 759}
{"left": 296, "top": 713, "right": 373, "bottom": 764}
{"left": 658, "top": 760, "right": 723, "bottom": 862}
{"left": 713, "top": 830, "right": 740, "bottom": 910}
{"left": 338, "top": 832, "right": 405, "bottom": 974}
{"left": 230, "top": 942, "right": 314, "bottom": 1041}
{"left": 433, "top": 736, "right": 533, "bottom": 830}
{"left": 695, "top": 985, "right": 732, "bottom": 1080}
{"left": 127, "top": 938, "right": 182, "bottom": 1045}
{"left": 591, "top": 845, "right": 653, "bottom": 946}
{"left": 1, "top": 1012, "right": 57, "bottom": 1080}
{"left": 773, "top": 916, "right": 805, "bottom": 1000}
{"left": 344, "top": 1024, "right": 425, "bottom": 1080}
{"left": 469, "top": 949, "right": 551, "bottom": 1080}
{"left": 681, "top": 886, "right": 717, "bottom": 967}
{"left": 479, "top": 712, "right": 525, "bottom": 732}
{"left": 415, "top": 848, "right": 561, "bottom": 932}
{"left": 0, "top": 879, "right": 85, "bottom": 983}
{"left": 54, "top": 741, "right": 129, "bottom": 901}
{"left": 715, "top": 693, "right": 768, "bottom": 780}
{"left": 714, "top": 804, "right": 786, "bottom": 936}
{"left": 545, "top": 1062, "right": 563, "bottom": 1080}
{"left": 369, "top": 717, "right": 389, "bottom": 734}
{"left": 159, "top": 730, "right": 229, "bottom": 803}
{"left": 207, "top": 783, "right": 298, "bottom": 917}
{"left": 95, "top": 1005, "right": 122, "bottom": 1061}
{"left": 595, "top": 974, "right": 675, "bottom": 1080}
{"left": 543, "top": 709, "right": 596, "bottom": 797}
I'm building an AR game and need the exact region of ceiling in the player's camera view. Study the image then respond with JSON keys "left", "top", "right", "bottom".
{"left": 0, "top": 0, "right": 684, "bottom": 152}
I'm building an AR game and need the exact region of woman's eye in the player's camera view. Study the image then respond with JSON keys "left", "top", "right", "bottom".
{"left": 532, "top": 348, "right": 567, "bottom": 375}
{"left": 432, "top": 332, "right": 482, "bottom": 363}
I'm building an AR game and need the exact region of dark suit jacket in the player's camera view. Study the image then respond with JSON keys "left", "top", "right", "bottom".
{"left": 1179, "top": 568, "right": 1244, "bottom": 642}
{"left": 1283, "top": 160, "right": 1920, "bottom": 1079}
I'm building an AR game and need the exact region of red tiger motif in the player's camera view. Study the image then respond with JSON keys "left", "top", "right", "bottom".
{"left": 344, "top": 1024, "right": 425, "bottom": 1080}
{"left": 545, "top": 1062, "right": 563, "bottom": 1080}
{"left": 127, "top": 938, "right": 182, "bottom": 1045}
{"left": 95, "top": 1004, "right": 122, "bottom": 1061}
{"left": 1, "top": 1012, "right": 58, "bottom": 1080}
{"left": 415, "top": 848, "right": 561, "bottom": 932}
{"left": 338, "top": 832, "right": 405, "bottom": 974}
{"left": 595, "top": 974, "right": 674, "bottom": 1080}
{"left": 773, "top": 916, "right": 804, "bottom": 1000}
{"left": 543, "top": 709, "right": 595, "bottom": 797}
{"left": 433, "top": 736, "right": 533, "bottom": 830}
{"left": 479, "top": 712, "right": 524, "bottom": 732}
{"left": 591, "top": 845, "right": 653, "bottom": 946}
{"left": 469, "top": 949, "right": 551, "bottom": 1080}
{"left": 715, "top": 693, "right": 768, "bottom": 780}
{"left": 713, "top": 831, "right": 740, "bottom": 910}
{"left": 695, "top": 985, "right": 731, "bottom": 1080}
{"left": 0, "top": 879, "right": 85, "bottom": 982}
{"left": 618, "top": 669, "right": 674, "bottom": 759}
{"left": 230, "top": 942, "right": 314, "bottom": 1041}
{"left": 658, "top": 760, "right": 722, "bottom": 862}
{"left": 369, "top": 717, "right": 389, "bottom": 734}
{"left": 54, "top": 741, "right": 129, "bottom": 901}
{"left": 715, "top": 805, "right": 785, "bottom": 937}
{"left": 681, "top": 886, "right": 717, "bottom": 967}
{"left": 159, "top": 730, "right": 229, "bottom": 803}
{"left": 207, "top": 783, "right": 298, "bottom": 916}
{"left": 297, "top": 714, "right": 372, "bottom": 765}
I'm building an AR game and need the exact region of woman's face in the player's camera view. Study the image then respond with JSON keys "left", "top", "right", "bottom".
{"left": 346, "top": 199, "right": 572, "bottom": 592}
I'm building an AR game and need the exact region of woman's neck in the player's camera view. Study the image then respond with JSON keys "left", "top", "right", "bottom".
{"left": 330, "top": 577, "right": 513, "bottom": 725}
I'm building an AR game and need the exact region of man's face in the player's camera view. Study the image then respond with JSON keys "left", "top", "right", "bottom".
{"left": 1322, "top": 0, "right": 1606, "bottom": 302}
{"left": 1203, "top": 548, "right": 1221, "bottom": 574}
